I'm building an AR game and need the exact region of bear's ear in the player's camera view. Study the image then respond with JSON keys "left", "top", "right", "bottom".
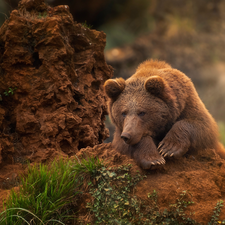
{"left": 144, "top": 76, "right": 165, "bottom": 96}
{"left": 104, "top": 78, "right": 125, "bottom": 100}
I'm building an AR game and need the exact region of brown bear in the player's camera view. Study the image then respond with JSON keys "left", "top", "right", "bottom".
{"left": 104, "top": 59, "right": 225, "bottom": 169}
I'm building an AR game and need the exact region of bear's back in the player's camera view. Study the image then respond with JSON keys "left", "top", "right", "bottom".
{"left": 130, "top": 59, "right": 191, "bottom": 88}
{"left": 132, "top": 59, "right": 174, "bottom": 80}
{"left": 137, "top": 59, "right": 171, "bottom": 71}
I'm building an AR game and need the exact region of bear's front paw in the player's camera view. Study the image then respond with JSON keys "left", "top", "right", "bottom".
{"left": 157, "top": 136, "right": 190, "bottom": 158}
{"left": 129, "top": 135, "right": 166, "bottom": 170}
{"left": 137, "top": 155, "right": 166, "bottom": 170}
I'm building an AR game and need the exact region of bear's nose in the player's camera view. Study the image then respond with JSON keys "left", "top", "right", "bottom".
{"left": 121, "top": 132, "right": 131, "bottom": 144}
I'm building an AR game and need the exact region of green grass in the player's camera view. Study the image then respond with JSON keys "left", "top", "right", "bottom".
{"left": 0, "top": 156, "right": 104, "bottom": 225}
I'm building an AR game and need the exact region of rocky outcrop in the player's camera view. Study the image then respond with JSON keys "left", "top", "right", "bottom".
{"left": 0, "top": 0, "right": 113, "bottom": 165}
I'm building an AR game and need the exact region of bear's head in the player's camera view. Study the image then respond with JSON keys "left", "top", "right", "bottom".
{"left": 104, "top": 76, "right": 176, "bottom": 146}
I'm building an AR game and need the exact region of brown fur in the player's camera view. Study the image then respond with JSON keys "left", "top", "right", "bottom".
{"left": 104, "top": 59, "right": 225, "bottom": 169}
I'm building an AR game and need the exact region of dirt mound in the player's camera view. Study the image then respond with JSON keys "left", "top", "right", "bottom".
{"left": 77, "top": 143, "right": 225, "bottom": 224}
{"left": 0, "top": 0, "right": 113, "bottom": 165}
{"left": 0, "top": 0, "right": 113, "bottom": 209}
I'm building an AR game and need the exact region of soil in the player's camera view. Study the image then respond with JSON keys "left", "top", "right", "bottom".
{"left": 77, "top": 143, "right": 225, "bottom": 224}
{"left": 0, "top": 0, "right": 225, "bottom": 224}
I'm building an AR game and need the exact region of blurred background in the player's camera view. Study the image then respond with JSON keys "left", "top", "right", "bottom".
{"left": 0, "top": 0, "right": 225, "bottom": 143}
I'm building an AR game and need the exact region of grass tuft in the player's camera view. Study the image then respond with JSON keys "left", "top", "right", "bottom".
{"left": 73, "top": 155, "right": 104, "bottom": 176}
{"left": 0, "top": 156, "right": 104, "bottom": 224}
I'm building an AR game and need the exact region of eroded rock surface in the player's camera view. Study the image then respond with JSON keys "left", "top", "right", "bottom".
{"left": 0, "top": 0, "right": 113, "bottom": 165}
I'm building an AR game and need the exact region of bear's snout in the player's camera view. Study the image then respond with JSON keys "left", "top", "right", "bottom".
{"left": 121, "top": 132, "right": 131, "bottom": 144}
{"left": 121, "top": 115, "right": 144, "bottom": 145}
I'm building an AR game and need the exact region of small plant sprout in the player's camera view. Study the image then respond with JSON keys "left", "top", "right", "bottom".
{"left": 81, "top": 20, "right": 93, "bottom": 29}
{"left": 37, "top": 11, "right": 47, "bottom": 19}
{"left": 3, "top": 87, "right": 17, "bottom": 97}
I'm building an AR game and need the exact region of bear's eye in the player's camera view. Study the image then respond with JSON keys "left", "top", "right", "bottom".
{"left": 122, "top": 112, "right": 127, "bottom": 117}
{"left": 138, "top": 112, "right": 146, "bottom": 117}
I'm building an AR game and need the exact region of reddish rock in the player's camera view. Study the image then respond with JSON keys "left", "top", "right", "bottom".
{"left": 0, "top": 0, "right": 113, "bottom": 165}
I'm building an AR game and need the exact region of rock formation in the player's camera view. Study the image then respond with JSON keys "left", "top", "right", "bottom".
{"left": 0, "top": 0, "right": 113, "bottom": 165}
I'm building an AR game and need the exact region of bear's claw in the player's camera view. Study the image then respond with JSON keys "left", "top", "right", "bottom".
{"left": 129, "top": 136, "right": 167, "bottom": 169}
{"left": 158, "top": 142, "right": 164, "bottom": 150}
{"left": 156, "top": 159, "right": 165, "bottom": 165}
{"left": 140, "top": 157, "right": 166, "bottom": 169}
{"left": 157, "top": 138, "right": 189, "bottom": 158}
